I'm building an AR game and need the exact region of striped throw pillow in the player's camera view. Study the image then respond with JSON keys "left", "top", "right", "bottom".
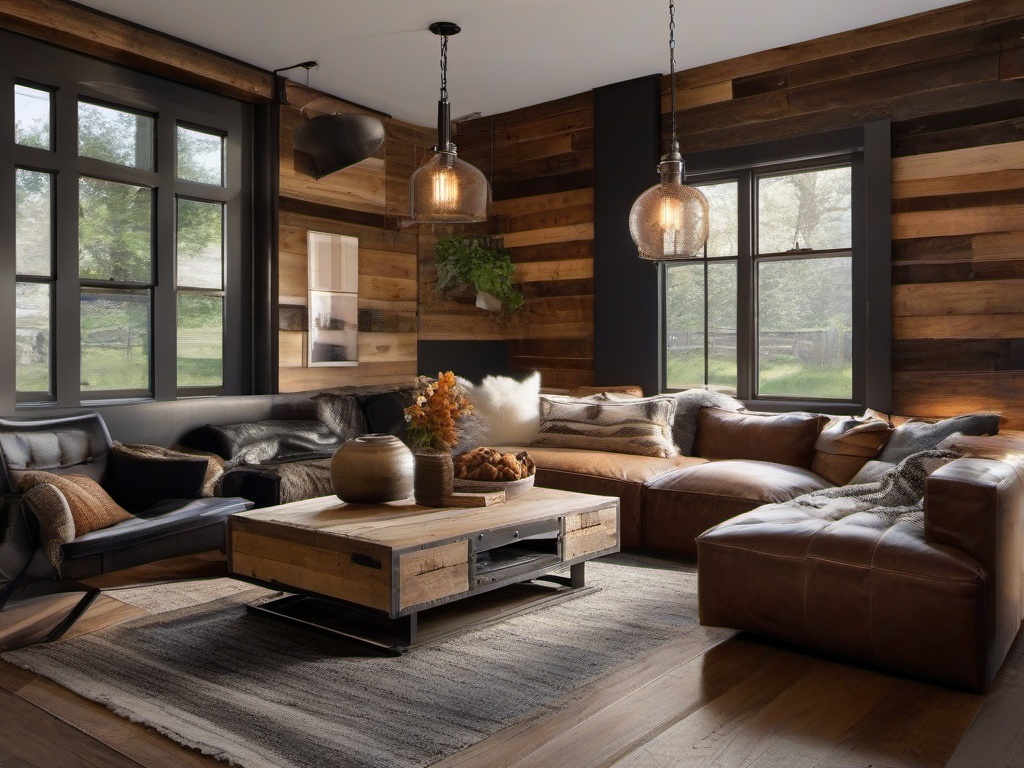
{"left": 530, "top": 394, "right": 679, "bottom": 458}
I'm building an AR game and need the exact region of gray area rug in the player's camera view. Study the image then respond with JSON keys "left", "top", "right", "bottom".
{"left": 4, "top": 555, "right": 712, "bottom": 768}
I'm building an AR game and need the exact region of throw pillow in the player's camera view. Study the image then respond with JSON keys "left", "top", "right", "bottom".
{"left": 19, "top": 471, "right": 133, "bottom": 536}
{"left": 112, "top": 442, "right": 223, "bottom": 497}
{"left": 355, "top": 389, "right": 414, "bottom": 438}
{"left": 312, "top": 393, "right": 369, "bottom": 440}
{"left": 108, "top": 452, "right": 210, "bottom": 513}
{"left": 694, "top": 408, "right": 828, "bottom": 469}
{"left": 20, "top": 483, "right": 76, "bottom": 569}
{"left": 811, "top": 417, "right": 894, "bottom": 485}
{"left": 459, "top": 372, "right": 542, "bottom": 446}
{"left": 530, "top": 394, "right": 679, "bottom": 458}
{"left": 672, "top": 388, "right": 745, "bottom": 456}
{"left": 877, "top": 412, "right": 1003, "bottom": 464}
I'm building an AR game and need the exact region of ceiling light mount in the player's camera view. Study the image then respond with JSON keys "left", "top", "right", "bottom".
{"left": 428, "top": 21, "right": 461, "bottom": 37}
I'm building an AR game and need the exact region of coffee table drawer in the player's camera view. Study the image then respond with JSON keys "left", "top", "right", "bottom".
{"left": 230, "top": 529, "right": 392, "bottom": 612}
{"left": 564, "top": 507, "right": 618, "bottom": 560}
{"left": 399, "top": 540, "right": 470, "bottom": 609}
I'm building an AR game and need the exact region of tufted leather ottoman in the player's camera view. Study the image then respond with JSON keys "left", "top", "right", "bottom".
{"left": 696, "top": 456, "right": 1024, "bottom": 690}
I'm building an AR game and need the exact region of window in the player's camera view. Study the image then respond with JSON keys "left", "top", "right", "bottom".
{"left": 3, "top": 30, "right": 252, "bottom": 407}
{"left": 663, "top": 125, "right": 891, "bottom": 413}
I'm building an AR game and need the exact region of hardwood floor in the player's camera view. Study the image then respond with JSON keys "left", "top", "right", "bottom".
{"left": 0, "top": 552, "right": 1017, "bottom": 768}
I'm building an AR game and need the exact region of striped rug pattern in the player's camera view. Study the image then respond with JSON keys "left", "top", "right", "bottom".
{"left": 4, "top": 556, "right": 710, "bottom": 768}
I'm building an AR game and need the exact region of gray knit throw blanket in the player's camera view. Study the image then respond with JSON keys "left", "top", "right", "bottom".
{"left": 773, "top": 449, "right": 962, "bottom": 527}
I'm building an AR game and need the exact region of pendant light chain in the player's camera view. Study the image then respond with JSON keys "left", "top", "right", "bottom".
{"left": 669, "top": 0, "right": 678, "bottom": 154}
{"left": 439, "top": 34, "right": 449, "bottom": 102}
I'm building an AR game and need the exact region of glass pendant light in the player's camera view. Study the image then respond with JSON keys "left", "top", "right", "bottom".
{"left": 629, "top": 0, "right": 709, "bottom": 260}
{"left": 409, "top": 22, "right": 490, "bottom": 224}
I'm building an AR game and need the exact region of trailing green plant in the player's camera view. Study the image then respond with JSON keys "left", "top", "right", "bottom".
{"left": 434, "top": 235, "right": 524, "bottom": 312}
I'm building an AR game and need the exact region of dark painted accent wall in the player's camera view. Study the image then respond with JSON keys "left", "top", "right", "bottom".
{"left": 594, "top": 75, "right": 663, "bottom": 396}
{"left": 417, "top": 341, "right": 511, "bottom": 383}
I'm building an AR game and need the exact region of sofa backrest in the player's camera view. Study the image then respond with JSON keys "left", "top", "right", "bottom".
{"left": 2, "top": 383, "right": 409, "bottom": 450}
{"left": 0, "top": 412, "right": 113, "bottom": 494}
{"left": 694, "top": 407, "right": 829, "bottom": 470}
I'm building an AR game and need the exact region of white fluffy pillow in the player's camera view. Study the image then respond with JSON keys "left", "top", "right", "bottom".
{"left": 458, "top": 372, "right": 541, "bottom": 447}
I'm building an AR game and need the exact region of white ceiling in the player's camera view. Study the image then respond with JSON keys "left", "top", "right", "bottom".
{"left": 77, "top": 0, "right": 964, "bottom": 125}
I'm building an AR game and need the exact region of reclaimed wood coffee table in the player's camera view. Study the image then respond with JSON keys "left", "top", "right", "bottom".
{"left": 227, "top": 487, "right": 619, "bottom": 651}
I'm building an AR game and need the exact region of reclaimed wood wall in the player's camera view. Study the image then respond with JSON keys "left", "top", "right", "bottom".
{"left": 660, "top": 0, "right": 1024, "bottom": 425}
{"left": 277, "top": 82, "right": 431, "bottom": 392}
{"left": 421, "top": 94, "right": 597, "bottom": 389}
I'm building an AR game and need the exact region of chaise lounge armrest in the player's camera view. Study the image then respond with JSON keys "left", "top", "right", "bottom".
{"left": 925, "top": 455, "right": 1024, "bottom": 686}
{"left": 925, "top": 456, "right": 1024, "bottom": 574}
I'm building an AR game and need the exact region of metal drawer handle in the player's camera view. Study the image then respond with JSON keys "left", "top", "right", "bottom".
{"left": 351, "top": 553, "right": 382, "bottom": 570}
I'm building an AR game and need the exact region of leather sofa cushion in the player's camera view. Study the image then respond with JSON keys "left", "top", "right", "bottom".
{"left": 62, "top": 497, "right": 251, "bottom": 559}
{"left": 505, "top": 445, "right": 705, "bottom": 484}
{"left": 695, "top": 408, "right": 828, "bottom": 469}
{"left": 642, "top": 460, "right": 831, "bottom": 555}
{"left": 205, "top": 420, "right": 343, "bottom": 464}
{"left": 697, "top": 505, "right": 989, "bottom": 689}
{"left": 499, "top": 445, "right": 705, "bottom": 550}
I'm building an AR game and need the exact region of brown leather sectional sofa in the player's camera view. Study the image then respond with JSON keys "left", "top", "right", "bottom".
{"left": 522, "top": 407, "right": 833, "bottom": 552}
{"left": 524, "top": 404, "right": 1024, "bottom": 691}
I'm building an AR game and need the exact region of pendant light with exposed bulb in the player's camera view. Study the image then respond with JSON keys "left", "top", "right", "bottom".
{"left": 409, "top": 22, "right": 490, "bottom": 224}
{"left": 629, "top": 0, "right": 709, "bottom": 260}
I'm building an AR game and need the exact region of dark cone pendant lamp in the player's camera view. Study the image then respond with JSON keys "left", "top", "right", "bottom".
{"left": 629, "top": 0, "right": 709, "bottom": 260}
{"left": 409, "top": 22, "right": 490, "bottom": 224}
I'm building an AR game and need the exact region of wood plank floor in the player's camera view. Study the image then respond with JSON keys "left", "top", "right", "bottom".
{"left": 0, "top": 552, "right": 1017, "bottom": 768}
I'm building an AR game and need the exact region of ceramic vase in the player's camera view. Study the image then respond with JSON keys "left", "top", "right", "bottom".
{"left": 413, "top": 451, "right": 454, "bottom": 507}
{"left": 331, "top": 434, "right": 414, "bottom": 503}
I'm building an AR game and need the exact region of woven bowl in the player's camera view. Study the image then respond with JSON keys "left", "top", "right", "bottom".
{"left": 452, "top": 474, "right": 535, "bottom": 501}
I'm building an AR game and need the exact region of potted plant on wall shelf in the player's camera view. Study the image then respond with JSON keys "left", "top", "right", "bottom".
{"left": 434, "top": 235, "right": 524, "bottom": 313}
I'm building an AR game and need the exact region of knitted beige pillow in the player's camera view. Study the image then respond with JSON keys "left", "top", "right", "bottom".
{"left": 20, "top": 471, "right": 133, "bottom": 536}
{"left": 21, "top": 483, "right": 76, "bottom": 568}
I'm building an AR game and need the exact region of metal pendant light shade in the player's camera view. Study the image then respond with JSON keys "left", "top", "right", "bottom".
{"left": 293, "top": 113, "right": 385, "bottom": 179}
{"left": 630, "top": 155, "right": 709, "bottom": 260}
{"left": 410, "top": 21, "right": 490, "bottom": 224}
{"left": 630, "top": 0, "right": 709, "bottom": 261}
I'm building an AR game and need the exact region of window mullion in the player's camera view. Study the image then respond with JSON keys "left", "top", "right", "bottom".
{"left": 0, "top": 76, "right": 14, "bottom": 413}
{"left": 152, "top": 115, "right": 177, "bottom": 400}
{"left": 735, "top": 169, "right": 754, "bottom": 401}
{"left": 54, "top": 85, "right": 80, "bottom": 407}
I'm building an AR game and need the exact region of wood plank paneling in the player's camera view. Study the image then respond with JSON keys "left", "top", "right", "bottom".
{"left": 277, "top": 81, "right": 423, "bottom": 392}
{"left": 416, "top": 93, "right": 596, "bottom": 388}
{"left": 659, "top": 0, "right": 1024, "bottom": 425}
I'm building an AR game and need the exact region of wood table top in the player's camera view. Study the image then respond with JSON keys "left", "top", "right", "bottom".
{"left": 231, "top": 487, "right": 618, "bottom": 551}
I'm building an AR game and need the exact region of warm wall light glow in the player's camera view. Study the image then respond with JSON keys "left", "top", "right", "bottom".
{"left": 432, "top": 166, "right": 459, "bottom": 212}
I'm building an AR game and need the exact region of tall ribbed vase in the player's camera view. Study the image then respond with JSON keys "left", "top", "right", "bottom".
{"left": 414, "top": 451, "right": 454, "bottom": 507}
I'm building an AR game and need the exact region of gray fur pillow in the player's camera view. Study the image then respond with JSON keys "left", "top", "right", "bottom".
{"left": 672, "top": 388, "right": 745, "bottom": 455}
{"left": 312, "top": 393, "right": 369, "bottom": 440}
{"left": 877, "top": 412, "right": 1002, "bottom": 464}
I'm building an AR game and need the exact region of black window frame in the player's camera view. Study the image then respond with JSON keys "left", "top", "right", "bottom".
{"left": 0, "top": 29, "right": 254, "bottom": 411}
{"left": 662, "top": 123, "right": 892, "bottom": 416}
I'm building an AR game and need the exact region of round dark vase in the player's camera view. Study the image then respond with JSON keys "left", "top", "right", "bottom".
{"left": 413, "top": 451, "right": 454, "bottom": 507}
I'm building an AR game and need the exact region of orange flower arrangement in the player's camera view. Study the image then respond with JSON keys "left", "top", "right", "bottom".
{"left": 404, "top": 372, "right": 474, "bottom": 452}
